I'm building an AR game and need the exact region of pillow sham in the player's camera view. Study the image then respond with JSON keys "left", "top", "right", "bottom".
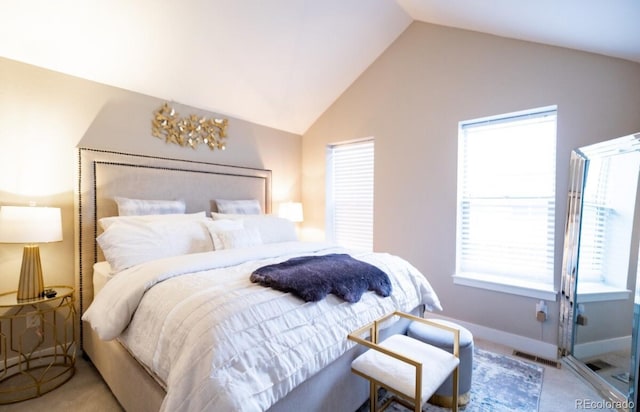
{"left": 210, "top": 227, "right": 263, "bottom": 250}
{"left": 97, "top": 218, "right": 213, "bottom": 273}
{"left": 211, "top": 213, "right": 297, "bottom": 244}
{"left": 202, "top": 219, "right": 244, "bottom": 250}
{"left": 99, "top": 211, "right": 206, "bottom": 231}
{"left": 214, "top": 199, "right": 261, "bottom": 214}
{"left": 114, "top": 197, "right": 186, "bottom": 216}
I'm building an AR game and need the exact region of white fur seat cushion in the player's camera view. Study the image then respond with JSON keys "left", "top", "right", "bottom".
{"left": 351, "top": 334, "right": 459, "bottom": 405}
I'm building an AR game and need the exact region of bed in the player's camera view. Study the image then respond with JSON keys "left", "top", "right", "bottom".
{"left": 76, "top": 148, "right": 442, "bottom": 412}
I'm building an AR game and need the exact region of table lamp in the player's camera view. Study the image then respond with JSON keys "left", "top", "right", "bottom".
{"left": 0, "top": 206, "right": 63, "bottom": 300}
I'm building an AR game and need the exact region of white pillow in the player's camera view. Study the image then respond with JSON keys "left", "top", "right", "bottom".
{"left": 214, "top": 199, "right": 261, "bottom": 214}
{"left": 99, "top": 211, "right": 206, "bottom": 230}
{"left": 202, "top": 219, "right": 244, "bottom": 250}
{"left": 211, "top": 227, "right": 263, "bottom": 250}
{"left": 211, "top": 213, "right": 297, "bottom": 244}
{"left": 114, "top": 197, "right": 186, "bottom": 216}
{"left": 97, "top": 219, "right": 213, "bottom": 273}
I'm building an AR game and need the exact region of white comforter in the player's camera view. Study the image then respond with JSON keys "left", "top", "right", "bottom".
{"left": 83, "top": 241, "right": 441, "bottom": 412}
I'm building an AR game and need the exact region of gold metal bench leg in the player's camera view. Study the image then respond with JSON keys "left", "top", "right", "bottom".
{"left": 370, "top": 381, "right": 377, "bottom": 412}
{"left": 452, "top": 366, "right": 459, "bottom": 412}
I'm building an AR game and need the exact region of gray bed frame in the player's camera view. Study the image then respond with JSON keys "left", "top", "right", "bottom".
{"left": 76, "top": 148, "right": 415, "bottom": 412}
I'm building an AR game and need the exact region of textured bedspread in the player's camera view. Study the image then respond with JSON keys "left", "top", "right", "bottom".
{"left": 83, "top": 241, "right": 441, "bottom": 412}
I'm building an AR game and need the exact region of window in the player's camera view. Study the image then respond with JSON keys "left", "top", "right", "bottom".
{"left": 455, "top": 107, "right": 557, "bottom": 298}
{"left": 577, "top": 151, "right": 640, "bottom": 300}
{"left": 326, "top": 139, "right": 374, "bottom": 251}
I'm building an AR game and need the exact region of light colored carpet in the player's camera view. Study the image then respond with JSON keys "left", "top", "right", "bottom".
{"left": 0, "top": 356, "right": 122, "bottom": 412}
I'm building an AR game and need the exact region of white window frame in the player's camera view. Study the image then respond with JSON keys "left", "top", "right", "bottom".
{"left": 326, "top": 138, "right": 374, "bottom": 251}
{"left": 453, "top": 106, "right": 558, "bottom": 300}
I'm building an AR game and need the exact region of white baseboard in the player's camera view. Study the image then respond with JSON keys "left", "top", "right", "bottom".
{"left": 573, "top": 335, "right": 631, "bottom": 359}
{"left": 426, "top": 314, "right": 559, "bottom": 360}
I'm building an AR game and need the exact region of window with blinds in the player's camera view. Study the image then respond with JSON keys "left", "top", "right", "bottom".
{"left": 456, "top": 107, "right": 557, "bottom": 286}
{"left": 578, "top": 151, "right": 640, "bottom": 289}
{"left": 326, "top": 139, "right": 374, "bottom": 251}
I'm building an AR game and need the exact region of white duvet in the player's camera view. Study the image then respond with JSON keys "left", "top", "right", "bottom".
{"left": 82, "top": 241, "right": 442, "bottom": 412}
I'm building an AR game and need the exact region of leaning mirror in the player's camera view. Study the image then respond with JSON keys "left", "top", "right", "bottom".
{"left": 559, "top": 132, "right": 640, "bottom": 410}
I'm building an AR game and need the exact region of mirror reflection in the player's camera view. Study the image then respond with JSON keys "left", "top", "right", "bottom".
{"left": 560, "top": 132, "right": 640, "bottom": 410}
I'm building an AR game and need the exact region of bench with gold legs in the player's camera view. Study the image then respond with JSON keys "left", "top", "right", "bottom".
{"left": 348, "top": 311, "right": 460, "bottom": 412}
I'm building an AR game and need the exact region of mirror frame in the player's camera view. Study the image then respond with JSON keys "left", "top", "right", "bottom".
{"left": 559, "top": 132, "right": 640, "bottom": 410}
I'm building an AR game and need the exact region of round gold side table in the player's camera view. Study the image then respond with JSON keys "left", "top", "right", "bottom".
{"left": 0, "top": 285, "right": 76, "bottom": 404}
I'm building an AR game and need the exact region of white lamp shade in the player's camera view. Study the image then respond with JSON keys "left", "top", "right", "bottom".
{"left": 0, "top": 206, "right": 63, "bottom": 244}
{"left": 278, "top": 202, "right": 303, "bottom": 223}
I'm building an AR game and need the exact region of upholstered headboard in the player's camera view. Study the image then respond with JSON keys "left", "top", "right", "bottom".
{"left": 75, "top": 148, "right": 272, "bottom": 341}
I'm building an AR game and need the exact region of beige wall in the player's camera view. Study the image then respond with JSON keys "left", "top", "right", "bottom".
{"left": 0, "top": 57, "right": 301, "bottom": 294}
{"left": 302, "top": 22, "right": 640, "bottom": 346}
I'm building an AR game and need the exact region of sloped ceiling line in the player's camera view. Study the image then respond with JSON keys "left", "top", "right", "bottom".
{"left": 0, "top": 0, "right": 638, "bottom": 134}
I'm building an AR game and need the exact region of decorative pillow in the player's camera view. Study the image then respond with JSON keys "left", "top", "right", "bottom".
{"left": 211, "top": 227, "right": 263, "bottom": 250}
{"left": 114, "top": 197, "right": 186, "bottom": 216}
{"left": 97, "top": 219, "right": 213, "bottom": 273}
{"left": 99, "top": 211, "right": 206, "bottom": 231}
{"left": 214, "top": 199, "right": 261, "bottom": 214}
{"left": 211, "top": 213, "right": 297, "bottom": 244}
{"left": 202, "top": 219, "right": 244, "bottom": 250}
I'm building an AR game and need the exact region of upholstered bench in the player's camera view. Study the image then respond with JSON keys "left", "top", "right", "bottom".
{"left": 407, "top": 319, "right": 474, "bottom": 407}
{"left": 349, "top": 312, "right": 460, "bottom": 412}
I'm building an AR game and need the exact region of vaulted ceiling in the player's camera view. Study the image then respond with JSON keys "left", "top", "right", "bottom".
{"left": 1, "top": 0, "right": 638, "bottom": 134}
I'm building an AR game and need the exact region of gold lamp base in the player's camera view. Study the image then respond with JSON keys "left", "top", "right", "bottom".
{"left": 17, "top": 245, "right": 45, "bottom": 301}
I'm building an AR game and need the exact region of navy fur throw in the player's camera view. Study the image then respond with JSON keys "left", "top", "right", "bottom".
{"left": 250, "top": 253, "right": 392, "bottom": 303}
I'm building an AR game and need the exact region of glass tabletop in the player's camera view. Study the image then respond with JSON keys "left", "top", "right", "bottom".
{"left": 0, "top": 286, "right": 73, "bottom": 308}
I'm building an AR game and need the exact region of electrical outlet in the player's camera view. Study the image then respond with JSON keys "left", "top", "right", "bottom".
{"left": 26, "top": 313, "right": 41, "bottom": 328}
{"left": 535, "top": 300, "right": 548, "bottom": 322}
{"left": 576, "top": 314, "right": 588, "bottom": 326}
{"left": 575, "top": 304, "right": 587, "bottom": 325}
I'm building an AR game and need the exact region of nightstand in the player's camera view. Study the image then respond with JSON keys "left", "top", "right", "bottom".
{"left": 0, "top": 285, "right": 76, "bottom": 404}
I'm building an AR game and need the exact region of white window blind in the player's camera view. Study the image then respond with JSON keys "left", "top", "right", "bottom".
{"left": 577, "top": 151, "right": 640, "bottom": 289}
{"left": 578, "top": 158, "right": 611, "bottom": 283}
{"left": 457, "top": 108, "right": 557, "bottom": 284}
{"left": 326, "top": 139, "right": 374, "bottom": 251}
